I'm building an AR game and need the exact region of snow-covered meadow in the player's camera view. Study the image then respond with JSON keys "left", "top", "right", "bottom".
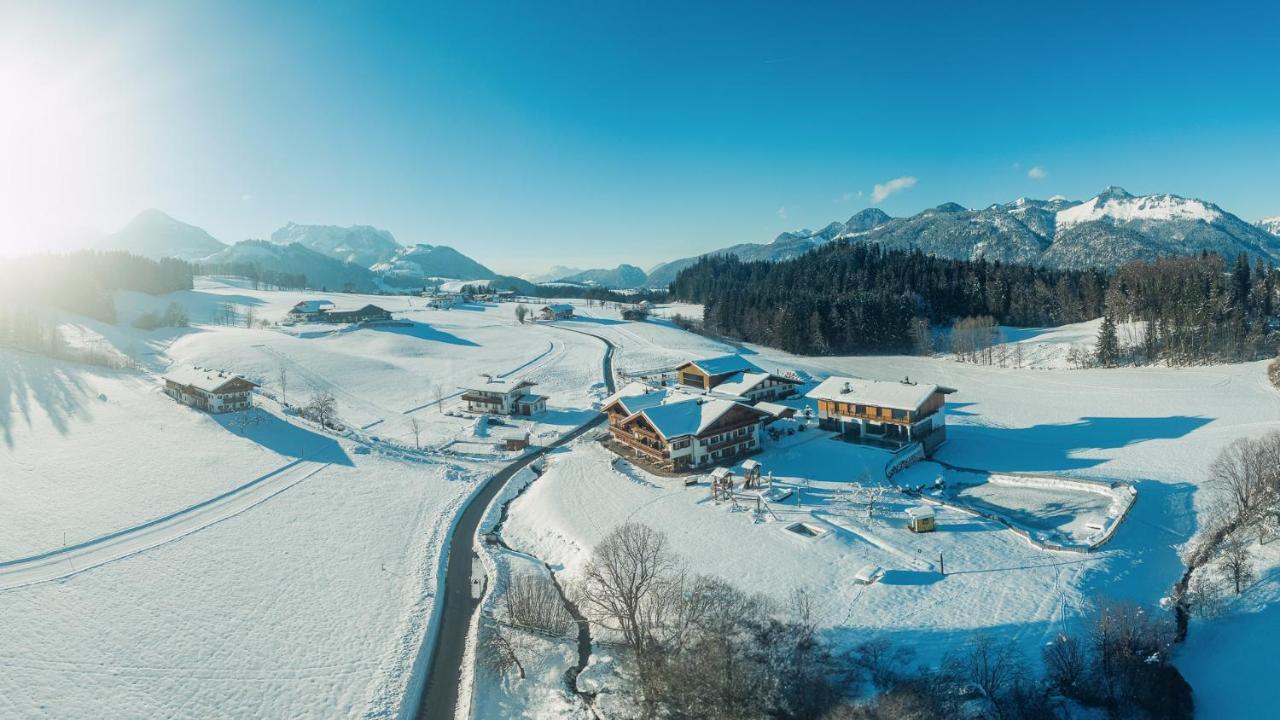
{"left": 0, "top": 281, "right": 612, "bottom": 718}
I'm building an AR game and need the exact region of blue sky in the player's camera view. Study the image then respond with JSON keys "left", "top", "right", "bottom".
{"left": 2, "top": 0, "right": 1278, "bottom": 273}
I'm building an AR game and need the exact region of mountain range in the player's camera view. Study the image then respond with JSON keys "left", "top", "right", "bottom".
{"left": 95, "top": 187, "right": 1280, "bottom": 294}
{"left": 641, "top": 188, "right": 1280, "bottom": 286}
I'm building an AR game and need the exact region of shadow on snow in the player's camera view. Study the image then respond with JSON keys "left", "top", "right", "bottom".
{"left": 212, "top": 408, "right": 353, "bottom": 466}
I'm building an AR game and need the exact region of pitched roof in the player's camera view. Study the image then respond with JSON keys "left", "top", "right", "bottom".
{"left": 805, "top": 376, "right": 943, "bottom": 413}
{"left": 682, "top": 354, "right": 762, "bottom": 377}
{"left": 542, "top": 304, "right": 573, "bottom": 313}
{"left": 290, "top": 300, "right": 334, "bottom": 313}
{"left": 602, "top": 381, "right": 670, "bottom": 414}
{"left": 461, "top": 375, "right": 536, "bottom": 393}
{"left": 162, "top": 367, "right": 257, "bottom": 394}
{"left": 634, "top": 397, "right": 765, "bottom": 440}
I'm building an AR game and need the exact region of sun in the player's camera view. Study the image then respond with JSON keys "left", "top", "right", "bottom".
{"left": 0, "top": 37, "right": 132, "bottom": 256}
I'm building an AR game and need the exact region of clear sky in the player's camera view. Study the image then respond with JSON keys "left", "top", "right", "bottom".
{"left": 2, "top": 0, "right": 1278, "bottom": 274}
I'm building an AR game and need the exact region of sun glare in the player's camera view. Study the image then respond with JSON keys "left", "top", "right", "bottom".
{"left": 0, "top": 42, "right": 131, "bottom": 256}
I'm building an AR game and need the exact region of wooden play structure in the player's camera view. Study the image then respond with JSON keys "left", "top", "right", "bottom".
{"left": 710, "top": 467, "right": 734, "bottom": 502}
{"left": 741, "top": 459, "right": 763, "bottom": 488}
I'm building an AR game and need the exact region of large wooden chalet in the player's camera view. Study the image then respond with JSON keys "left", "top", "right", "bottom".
{"left": 162, "top": 367, "right": 258, "bottom": 414}
{"left": 318, "top": 304, "right": 392, "bottom": 323}
{"left": 675, "top": 354, "right": 801, "bottom": 404}
{"left": 806, "top": 376, "right": 955, "bottom": 454}
{"left": 539, "top": 304, "right": 574, "bottom": 321}
{"left": 602, "top": 382, "right": 770, "bottom": 471}
{"left": 460, "top": 375, "right": 548, "bottom": 416}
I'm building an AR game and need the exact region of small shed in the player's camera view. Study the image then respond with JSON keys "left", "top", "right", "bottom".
{"left": 495, "top": 429, "right": 530, "bottom": 451}
{"left": 854, "top": 564, "right": 884, "bottom": 585}
{"left": 906, "top": 505, "right": 936, "bottom": 533}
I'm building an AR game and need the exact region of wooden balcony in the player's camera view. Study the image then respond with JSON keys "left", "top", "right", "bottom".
{"left": 611, "top": 430, "right": 667, "bottom": 460}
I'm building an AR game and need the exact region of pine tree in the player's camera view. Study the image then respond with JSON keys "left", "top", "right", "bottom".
{"left": 1095, "top": 315, "right": 1120, "bottom": 367}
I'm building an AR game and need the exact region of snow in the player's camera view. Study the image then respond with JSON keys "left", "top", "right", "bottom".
{"left": 807, "top": 375, "right": 941, "bottom": 411}
{"left": 0, "top": 278, "right": 613, "bottom": 718}
{"left": 1056, "top": 192, "right": 1222, "bottom": 229}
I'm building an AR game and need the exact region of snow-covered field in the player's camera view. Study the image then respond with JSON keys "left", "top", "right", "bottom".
{"left": 485, "top": 311, "right": 1280, "bottom": 717}
{"left": 0, "top": 281, "right": 611, "bottom": 718}
{"left": 7, "top": 281, "right": 1280, "bottom": 718}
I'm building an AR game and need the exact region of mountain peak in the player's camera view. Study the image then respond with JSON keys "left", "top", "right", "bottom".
{"left": 1097, "top": 186, "right": 1134, "bottom": 201}
{"left": 933, "top": 202, "right": 968, "bottom": 213}
{"left": 97, "top": 209, "right": 227, "bottom": 261}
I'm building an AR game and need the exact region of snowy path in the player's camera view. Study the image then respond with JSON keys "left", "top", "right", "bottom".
{"left": 0, "top": 460, "right": 329, "bottom": 591}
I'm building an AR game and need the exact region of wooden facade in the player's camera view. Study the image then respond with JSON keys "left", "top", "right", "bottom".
{"left": 605, "top": 398, "right": 768, "bottom": 471}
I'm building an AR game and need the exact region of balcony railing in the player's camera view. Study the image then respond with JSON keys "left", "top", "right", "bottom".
{"left": 611, "top": 431, "right": 666, "bottom": 459}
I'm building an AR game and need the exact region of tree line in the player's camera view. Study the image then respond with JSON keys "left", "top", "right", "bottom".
{"left": 195, "top": 260, "right": 308, "bottom": 291}
{"left": 0, "top": 250, "right": 194, "bottom": 324}
{"left": 669, "top": 243, "right": 1106, "bottom": 356}
{"left": 670, "top": 242, "right": 1280, "bottom": 365}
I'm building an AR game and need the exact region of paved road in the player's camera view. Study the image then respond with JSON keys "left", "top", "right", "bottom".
{"left": 415, "top": 327, "right": 615, "bottom": 720}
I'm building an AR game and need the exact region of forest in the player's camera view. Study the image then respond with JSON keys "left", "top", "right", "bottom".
{"left": 0, "top": 250, "right": 194, "bottom": 324}
{"left": 669, "top": 242, "right": 1279, "bottom": 365}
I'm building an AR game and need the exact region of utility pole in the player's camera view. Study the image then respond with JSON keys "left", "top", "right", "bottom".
{"left": 938, "top": 552, "right": 945, "bottom": 576}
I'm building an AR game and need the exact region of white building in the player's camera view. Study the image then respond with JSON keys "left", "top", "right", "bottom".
{"left": 162, "top": 367, "right": 258, "bottom": 414}
{"left": 459, "top": 375, "right": 548, "bottom": 416}
{"left": 539, "top": 304, "right": 574, "bottom": 320}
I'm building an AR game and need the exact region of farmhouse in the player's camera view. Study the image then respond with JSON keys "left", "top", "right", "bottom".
{"left": 424, "top": 293, "right": 461, "bottom": 309}
{"left": 675, "top": 354, "right": 801, "bottom": 403}
{"left": 162, "top": 367, "right": 258, "bottom": 414}
{"left": 603, "top": 390, "right": 771, "bottom": 471}
{"left": 460, "top": 375, "right": 548, "bottom": 416}
{"left": 806, "top": 376, "right": 954, "bottom": 454}
{"left": 539, "top": 304, "right": 574, "bottom": 320}
{"left": 287, "top": 299, "right": 334, "bottom": 321}
{"left": 318, "top": 304, "right": 393, "bottom": 323}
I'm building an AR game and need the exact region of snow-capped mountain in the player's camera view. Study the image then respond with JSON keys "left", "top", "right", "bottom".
{"left": 1258, "top": 217, "right": 1280, "bottom": 237}
{"left": 645, "top": 189, "right": 1280, "bottom": 285}
{"left": 203, "top": 240, "right": 379, "bottom": 291}
{"left": 553, "top": 264, "right": 648, "bottom": 289}
{"left": 644, "top": 208, "right": 892, "bottom": 287}
{"left": 96, "top": 209, "right": 228, "bottom": 261}
{"left": 269, "top": 222, "right": 402, "bottom": 268}
{"left": 371, "top": 244, "right": 496, "bottom": 287}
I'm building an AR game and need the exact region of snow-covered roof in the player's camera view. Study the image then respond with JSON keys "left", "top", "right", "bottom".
{"left": 805, "top": 376, "right": 943, "bottom": 412}
{"left": 906, "top": 505, "right": 935, "bottom": 520}
{"left": 162, "top": 367, "right": 257, "bottom": 394}
{"left": 493, "top": 428, "right": 529, "bottom": 441}
{"left": 682, "top": 354, "right": 762, "bottom": 377}
{"left": 602, "top": 381, "right": 670, "bottom": 414}
{"left": 461, "top": 375, "right": 536, "bottom": 393}
{"left": 741, "top": 459, "right": 761, "bottom": 471}
{"left": 854, "top": 564, "right": 882, "bottom": 583}
{"left": 542, "top": 304, "right": 574, "bottom": 313}
{"left": 710, "top": 467, "right": 733, "bottom": 480}
{"left": 634, "top": 397, "right": 762, "bottom": 440}
{"left": 755, "top": 401, "right": 794, "bottom": 418}
{"left": 289, "top": 300, "right": 334, "bottom": 314}
{"left": 515, "top": 393, "right": 546, "bottom": 404}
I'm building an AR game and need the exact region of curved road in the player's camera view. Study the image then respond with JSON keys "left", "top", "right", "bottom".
{"left": 414, "top": 326, "right": 615, "bottom": 720}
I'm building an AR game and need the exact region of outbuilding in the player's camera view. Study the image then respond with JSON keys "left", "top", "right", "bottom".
{"left": 906, "top": 505, "right": 936, "bottom": 533}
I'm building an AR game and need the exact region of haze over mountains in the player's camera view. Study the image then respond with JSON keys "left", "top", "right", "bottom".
{"left": 94, "top": 187, "right": 1280, "bottom": 292}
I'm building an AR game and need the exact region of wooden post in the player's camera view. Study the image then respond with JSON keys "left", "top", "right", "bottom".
{"left": 938, "top": 552, "right": 945, "bottom": 576}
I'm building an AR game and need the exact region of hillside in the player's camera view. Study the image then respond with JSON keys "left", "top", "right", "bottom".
{"left": 269, "top": 222, "right": 402, "bottom": 267}
{"left": 96, "top": 209, "right": 228, "bottom": 261}
{"left": 554, "top": 264, "right": 647, "bottom": 288}
{"left": 372, "top": 244, "right": 496, "bottom": 286}
{"left": 201, "top": 240, "right": 379, "bottom": 292}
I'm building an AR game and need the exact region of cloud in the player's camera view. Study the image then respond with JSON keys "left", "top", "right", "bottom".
{"left": 1027, "top": 166, "right": 1047, "bottom": 180}
{"left": 776, "top": 206, "right": 788, "bottom": 220}
{"left": 870, "top": 176, "right": 917, "bottom": 203}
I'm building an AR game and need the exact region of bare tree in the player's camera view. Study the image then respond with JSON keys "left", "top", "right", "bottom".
{"left": 579, "top": 522, "right": 679, "bottom": 654}
{"left": 1042, "top": 631, "right": 1085, "bottom": 698}
{"left": 1186, "top": 573, "right": 1225, "bottom": 618}
{"left": 948, "top": 632, "right": 1025, "bottom": 716}
{"left": 483, "top": 624, "right": 526, "bottom": 679}
{"left": 434, "top": 383, "right": 445, "bottom": 414}
{"left": 504, "top": 573, "right": 573, "bottom": 636}
{"left": 514, "top": 304, "right": 529, "bottom": 324}
{"left": 277, "top": 363, "right": 289, "bottom": 407}
{"left": 1220, "top": 536, "right": 1256, "bottom": 594}
{"left": 244, "top": 305, "right": 256, "bottom": 328}
{"left": 305, "top": 390, "right": 337, "bottom": 429}
{"left": 408, "top": 417, "right": 422, "bottom": 449}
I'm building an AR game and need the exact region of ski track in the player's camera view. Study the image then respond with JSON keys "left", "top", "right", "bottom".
{"left": 0, "top": 461, "right": 329, "bottom": 591}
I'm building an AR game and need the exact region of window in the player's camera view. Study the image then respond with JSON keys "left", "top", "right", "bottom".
{"left": 855, "top": 404, "right": 867, "bottom": 415}
{"left": 892, "top": 409, "right": 907, "bottom": 421}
